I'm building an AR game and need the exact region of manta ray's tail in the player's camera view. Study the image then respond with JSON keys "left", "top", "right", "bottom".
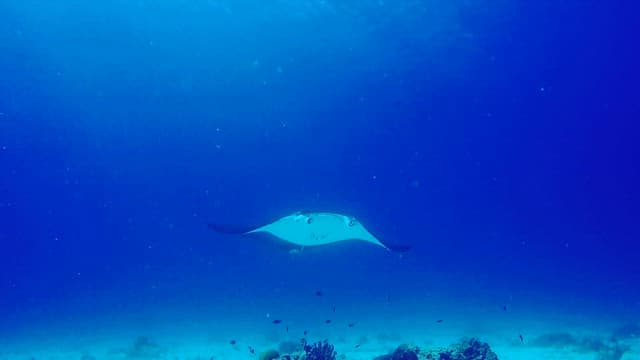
{"left": 383, "top": 243, "right": 412, "bottom": 253}
{"left": 207, "top": 223, "right": 256, "bottom": 235}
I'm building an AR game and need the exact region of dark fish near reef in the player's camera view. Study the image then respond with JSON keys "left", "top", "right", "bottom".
{"left": 325, "top": 320, "right": 332, "bottom": 324}
{"left": 272, "top": 319, "right": 282, "bottom": 324}
{"left": 315, "top": 290, "right": 323, "bottom": 296}
{"left": 436, "top": 319, "right": 443, "bottom": 323}
{"left": 519, "top": 334, "right": 524, "bottom": 343}
{"left": 303, "top": 330, "right": 308, "bottom": 336}
{"left": 229, "top": 340, "right": 236, "bottom": 345}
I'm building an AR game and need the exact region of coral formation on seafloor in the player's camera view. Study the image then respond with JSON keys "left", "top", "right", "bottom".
{"left": 373, "top": 338, "right": 498, "bottom": 360}
{"left": 433, "top": 338, "right": 499, "bottom": 360}
{"left": 274, "top": 339, "right": 337, "bottom": 360}
{"left": 303, "top": 339, "right": 338, "bottom": 360}
{"left": 372, "top": 344, "right": 420, "bottom": 360}
{"left": 260, "top": 348, "right": 280, "bottom": 360}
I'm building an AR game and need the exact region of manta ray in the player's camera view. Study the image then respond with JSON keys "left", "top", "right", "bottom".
{"left": 208, "top": 212, "right": 410, "bottom": 253}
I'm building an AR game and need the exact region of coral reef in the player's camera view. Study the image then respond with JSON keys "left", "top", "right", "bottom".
{"left": 303, "top": 339, "right": 338, "bottom": 360}
{"left": 374, "top": 338, "right": 498, "bottom": 360}
{"left": 434, "top": 338, "right": 499, "bottom": 360}
{"left": 274, "top": 339, "right": 337, "bottom": 360}
{"left": 373, "top": 344, "right": 420, "bottom": 360}
{"left": 260, "top": 349, "right": 280, "bottom": 360}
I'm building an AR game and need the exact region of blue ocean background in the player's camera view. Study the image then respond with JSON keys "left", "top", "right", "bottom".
{"left": 1, "top": 1, "right": 638, "bottom": 358}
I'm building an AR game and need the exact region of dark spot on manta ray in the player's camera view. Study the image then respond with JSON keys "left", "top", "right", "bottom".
{"left": 272, "top": 319, "right": 282, "bottom": 324}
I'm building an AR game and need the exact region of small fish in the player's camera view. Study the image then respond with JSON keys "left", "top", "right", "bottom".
{"left": 286, "top": 326, "right": 289, "bottom": 333}
{"left": 272, "top": 319, "right": 282, "bottom": 324}
{"left": 387, "top": 295, "right": 391, "bottom": 303}
{"left": 348, "top": 323, "right": 356, "bottom": 328}
{"left": 436, "top": 319, "right": 443, "bottom": 323}
{"left": 354, "top": 344, "right": 361, "bottom": 348}
{"left": 303, "top": 330, "right": 308, "bottom": 336}
{"left": 332, "top": 306, "right": 336, "bottom": 313}
{"left": 503, "top": 305, "right": 507, "bottom": 311}
{"left": 229, "top": 340, "right": 236, "bottom": 345}
{"left": 248, "top": 346, "right": 255, "bottom": 354}
{"left": 325, "top": 319, "right": 332, "bottom": 324}
{"left": 519, "top": 334, "right": 524, "bottom": 343}
{"left": 315, "top": 290, "right": 323, "bottom": 296}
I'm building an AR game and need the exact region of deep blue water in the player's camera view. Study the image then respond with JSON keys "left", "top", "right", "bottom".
{"left": 1, "top": 0, "right": 639, "bottom": 354}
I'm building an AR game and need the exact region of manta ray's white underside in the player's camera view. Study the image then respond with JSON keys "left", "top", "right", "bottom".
{"left": 247, "top": 212, "right": 389, "bottom": 250}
